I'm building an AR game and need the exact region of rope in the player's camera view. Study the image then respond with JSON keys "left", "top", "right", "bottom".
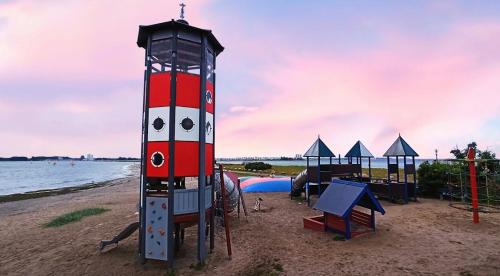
{"left": 446, "top": 165, "right": 500, "bottom": 213}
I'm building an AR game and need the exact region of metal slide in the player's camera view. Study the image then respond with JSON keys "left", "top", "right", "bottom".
{"left": 99, "top": 222, "right": 139, "bottom": 251}
{"left": 291, "top": 169, "right": 308, "bottom": 196}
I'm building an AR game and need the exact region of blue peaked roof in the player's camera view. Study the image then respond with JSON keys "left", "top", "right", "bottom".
{"left": 345, "top": 140, "right": 374, "bottom": 158}
{"left": 313, "top": 179, "right": 385, "bottom": 218}
{"left": 383, "top": 135, "right": 419, "bottom": 157}
{"left": 304, "top": 137, "right": 335, "bottom": 157}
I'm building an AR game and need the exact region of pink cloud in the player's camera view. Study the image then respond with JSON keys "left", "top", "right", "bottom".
{"left": 0, "top": 1, "right": 499, "bottom": 158}
{"left": 216, "top": 19, "right": 500, "bottom": 158}
{"left": 229, "top": 106, "right": 259, "bottom": 113}
{"left": 0, "top": 0, "right": 213, "bottom": 81}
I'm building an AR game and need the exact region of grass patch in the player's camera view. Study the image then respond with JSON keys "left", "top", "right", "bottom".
{"left": 44, "top": 207, "right": 109, "bottom": 228}
{"left": 189, "top": 262, "right": 205, "bottom": 271}
{"left": 223, "top": 163, "right": 399, "bottom": 179}
{"left": 164, "top": 270, "right": 176, "bottom": 276}
{"left": 333, "top": 234, "right": 346, "bottom": 241}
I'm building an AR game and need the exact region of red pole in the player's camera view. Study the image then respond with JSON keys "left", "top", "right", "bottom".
{"left": 467, "top": 147, "right": 479, "bottom": 224}
{"left": 218, "top": 164, "right": 232, "bottom": 257}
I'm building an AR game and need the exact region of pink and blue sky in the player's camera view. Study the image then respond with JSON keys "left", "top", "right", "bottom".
{"left": 0, "top": 0, "right": 499, "bottom": 158}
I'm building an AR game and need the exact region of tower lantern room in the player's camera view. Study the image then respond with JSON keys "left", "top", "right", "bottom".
{"left": 136, "top": 14, "right": 224, "bottom": 266}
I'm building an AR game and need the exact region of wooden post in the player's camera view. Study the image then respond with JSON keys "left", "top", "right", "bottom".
{"left": 236, "top": 179, "right": 248, "bottom": 219}
{"left": 386, "top": 157, "right": 390, "bottom": 182}
{"left": 345, "top": 217, "right": 351, "bottom": 240}
{"left": 306, "top": 157, "right": 310, "bottom": 206}
{"left": 218, "top": 164, "right": 232, "bottom": 257}
{"left": 317, "top": 154, "right": 321, "bottom": 196}
{"left": 467, "top": 148, "right": 479, "bottom": 224}
{"left": 403, "top": 156, "right": 408, "bottom": 204}
{"left": 396, "top": 156, "right": 400, "bottom": 183}
{"left": 412, "top": 156, "right": 417, "bottom": 201}
{"left": 368, "top": 157, "right": 372, "bottom": 182}
{"left": 370, "top": 209, "right": 375, "bottom": 230}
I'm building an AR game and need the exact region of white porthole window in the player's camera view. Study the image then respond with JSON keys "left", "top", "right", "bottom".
{"left": 151, "top": 151, "right": 165, "bottom": 167}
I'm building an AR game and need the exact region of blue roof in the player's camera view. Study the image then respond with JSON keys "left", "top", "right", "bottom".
{"left": 345, "top": 140, "right": 374, "bottom": 158}
{"left": 313, "top": 179, "right": 385, "bottom": 218}
{"left": 383, "top": 135, "right": 419, "bottom": 157}
{"left": 304, "top": 137, "right": 335, "bottom": 157}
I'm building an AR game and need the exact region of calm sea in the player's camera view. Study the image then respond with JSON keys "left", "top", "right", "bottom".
{"left": 0, "top": 158, "right": 432, "bottom": 196}
{"left": 0, "top": 161, "right": 139, "bottom": 196}
{"left": 219, "top": 158, "right": 431, "bottom": 169}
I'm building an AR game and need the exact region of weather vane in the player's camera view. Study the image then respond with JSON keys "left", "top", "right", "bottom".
{"left": 179, "top": 3, "right": 186, "bottom": 20}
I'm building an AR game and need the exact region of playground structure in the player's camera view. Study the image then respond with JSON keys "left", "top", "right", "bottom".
{"left": 292, "top": 135, "right": 418, "bottom": 205}
{"left": 303, "top": 179, "right": 385, "bottom": 239}
{"left": 298, "top": 137, "right": 336, "bottom": 205}
{"left": 368, "top": 135, "right": 418, "bottom": 203}
{"left": 136, "top": 16, "right": 224, "bottom": 266}
{"left": 99, "top": 13, "right": 227, "bottom": 268}
{"left": 345, "top": 140, "right": 375, "bottom": 182}
{"left": 446, "top": 148, "right": 500, "bottom": 221}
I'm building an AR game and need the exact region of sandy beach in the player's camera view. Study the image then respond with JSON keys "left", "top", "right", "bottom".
{"left": 1, "top": 177, "right": 499, "bottom": 275}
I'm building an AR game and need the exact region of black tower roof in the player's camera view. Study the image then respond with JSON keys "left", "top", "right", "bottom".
{"left": 137, "top": 19, "right": 224, "bottom": 55}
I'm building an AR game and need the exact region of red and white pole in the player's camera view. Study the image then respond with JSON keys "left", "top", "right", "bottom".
{"left": 467, "top": 147, "right": 479, "bottom": 224}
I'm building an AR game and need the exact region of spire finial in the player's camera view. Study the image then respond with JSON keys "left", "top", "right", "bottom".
{"left": 179, "top": 2, "right": 186, "bottom": 20}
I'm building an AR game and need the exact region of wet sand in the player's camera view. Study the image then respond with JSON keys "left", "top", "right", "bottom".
{"left": 1, "top": 177, "right": 499, "bottom": 275}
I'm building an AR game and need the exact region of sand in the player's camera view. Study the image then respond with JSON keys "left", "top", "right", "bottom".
{"left": 1, "top": 177, "right": 499, "bottom": 275}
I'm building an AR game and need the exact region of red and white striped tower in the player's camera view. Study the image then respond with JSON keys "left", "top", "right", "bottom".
{"left": 137, "top": 8, "right": 223, "bottom": 267}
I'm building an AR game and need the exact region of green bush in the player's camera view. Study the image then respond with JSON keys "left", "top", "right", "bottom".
{"left": 417, "top": 161, "right": 451, "bottom": 197}
{"left": 244, "top": 162, "right": 272, "bottom": 171}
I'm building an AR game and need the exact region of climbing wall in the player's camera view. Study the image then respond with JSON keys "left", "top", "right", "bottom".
{"left": 145, "top": 197, "right": 168, "bottom": 261}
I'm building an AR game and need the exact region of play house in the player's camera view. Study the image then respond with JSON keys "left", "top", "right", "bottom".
{"left": 303, "top": 179, "right": 385, "bottom": 239}
{"left": 136, "top": 11, "right": 223, "bottom": 266}
{"left": 369, "top": 134, "right": 418, "bottom": 203}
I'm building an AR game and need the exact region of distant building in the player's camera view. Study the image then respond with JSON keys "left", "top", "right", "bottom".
{"left": 86, "top": 154, "right": 94, "bottom": 161}
{"left": 294, "top": 154, "right": 302, "bottom": 160}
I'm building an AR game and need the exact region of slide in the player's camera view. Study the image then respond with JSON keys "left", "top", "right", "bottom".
{"left": 99, "top": 221, "right": 139, "bottom": 251}
{"left": 291, "top": 169, "right": 308, "bottom": 196}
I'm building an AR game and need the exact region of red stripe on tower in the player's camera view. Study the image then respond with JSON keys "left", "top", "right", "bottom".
{"left": 146, "top": 141, "right": 169, "bottom": 177}
{"left": 149, "top": 72, "right": 170, "bottom": 108}
{"left": 174, "top": 142, "right": 214, "bottom": 176}
{"left": 176, "top": 72, "right": 199, "bottom": 108}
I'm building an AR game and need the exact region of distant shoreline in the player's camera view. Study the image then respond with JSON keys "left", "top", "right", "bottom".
{"left": 0, "top": 177, "right": 134, "bottom": 203}
{"left": 0, "top": 159, "right": 140, "bottom": 162}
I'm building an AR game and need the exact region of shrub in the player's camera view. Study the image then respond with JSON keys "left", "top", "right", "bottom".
{"left": 244, "top": 162, "right": 272, "bottom": 171}
{"left": 417, "top": 161, "right": 451, "bottom": 197}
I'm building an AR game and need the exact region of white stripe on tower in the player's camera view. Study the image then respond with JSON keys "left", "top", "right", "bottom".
{"left": 206, "top": 112, "right": 214, "bottom": 144}
{"left": 148, "top": 107, "right": 170, "bottom": 142}
{"left": 175, "top": 106, "right": 200, "bottom": 142}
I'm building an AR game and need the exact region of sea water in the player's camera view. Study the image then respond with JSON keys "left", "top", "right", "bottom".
{"left": 0, "top": 161, "right": 139, "bottom": 196}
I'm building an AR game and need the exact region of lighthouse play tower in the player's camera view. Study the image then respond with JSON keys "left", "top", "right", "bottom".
{"left": 136, "top": 8, "right": 223, "bottom": 266}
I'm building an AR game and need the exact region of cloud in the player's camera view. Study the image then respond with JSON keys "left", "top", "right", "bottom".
{"left": 229, "top": 105, "right": 259, "bottom": 113}
{"left": 216, "top": 19, "right": 500, "bottom": 158}
{"left": 0, "top": 1, "right": 499, "bottom": 158}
